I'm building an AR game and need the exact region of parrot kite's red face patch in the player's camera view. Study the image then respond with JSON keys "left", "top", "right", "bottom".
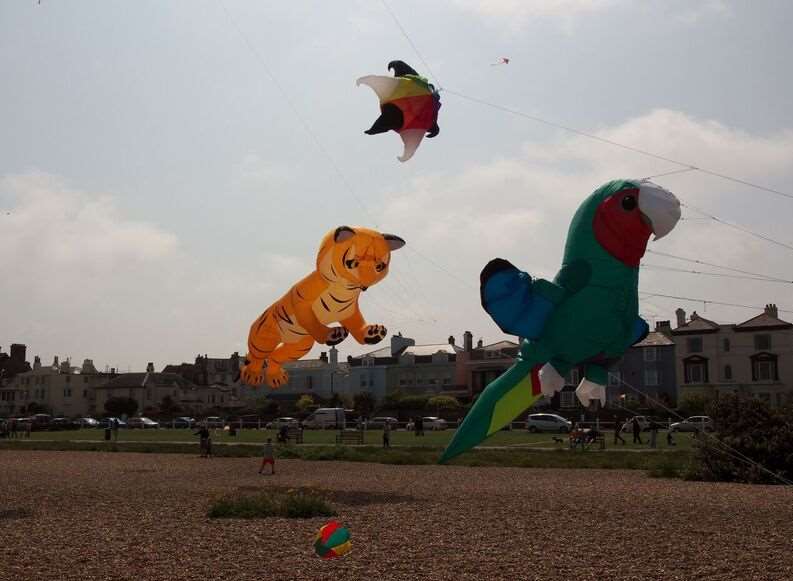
{"left": 593, "top": 188, "right": 652, "bottom": 267}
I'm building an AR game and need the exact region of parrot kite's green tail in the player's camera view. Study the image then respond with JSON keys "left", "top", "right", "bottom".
{"left": 439, "top": 358, "right": 544, "bottom": 463}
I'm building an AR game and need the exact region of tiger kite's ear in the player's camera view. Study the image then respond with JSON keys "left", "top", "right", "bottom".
{"left": 334, "top": 226, "right": 356, "bottom": 243}
{"left": 383, "top": 234, "right": 406, "bottom": 251}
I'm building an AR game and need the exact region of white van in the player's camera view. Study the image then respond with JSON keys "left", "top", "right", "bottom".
{"left": 302, "top": 408, "right": 346, "bottom": 429}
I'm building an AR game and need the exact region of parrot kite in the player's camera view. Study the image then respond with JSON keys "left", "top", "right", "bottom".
{"left": 440, "top": 179, "right": 681, "bottom": 463}
{"left": 357, "top": 60, "right": 441, "bottom": 162}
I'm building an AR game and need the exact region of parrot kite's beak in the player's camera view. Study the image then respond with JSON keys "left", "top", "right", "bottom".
{"left": 638, "top": 180, "right": 681, "bottom": 241}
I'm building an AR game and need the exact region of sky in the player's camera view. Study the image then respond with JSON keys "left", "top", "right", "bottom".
{"left": 1, "top": 0, "right": 792, "bottom": 371}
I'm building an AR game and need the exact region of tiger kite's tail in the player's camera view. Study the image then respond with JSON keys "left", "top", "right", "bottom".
{"left": 439, "top": 357, "right": 544, "bottom": 464}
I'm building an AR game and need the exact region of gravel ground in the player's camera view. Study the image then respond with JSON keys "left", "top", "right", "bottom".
{"left": 1, "top": 451, "right": 791, "bottom": 581}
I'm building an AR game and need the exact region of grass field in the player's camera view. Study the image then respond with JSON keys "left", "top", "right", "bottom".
{"left": 16, "top": 426, "right": 694, "bottom": 450}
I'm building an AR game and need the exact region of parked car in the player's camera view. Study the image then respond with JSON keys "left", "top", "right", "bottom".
{"left": 302, "top": 408, "right": 346, "bottom": 429}
{"left": 127, "top": 417, "right": 160, "bottom": 429}
{"left": 265, "top": 417, "right": 300, "bottom": 430}
{"left": 49, "top": 417, "right": 80, "bottom": 431}
{"left": 368, "top": 417, "right": 399, "bottom": 430}
{"left": 670, "top": 416, "right": 714, "bottom": 433}
{"left": 170, "top": 417, "right": 195, "bottom": 429}
{"left": 406, "top": 416, "right": 448, "bottom": 431}
{"left": 526, "top": 413, "right": 572, "bottom": 433}
{"left": 77, "top": 417, "right": 99, "bottom": 428}
{"left": 98, "top": 417, "right": 127, "bottom": 429}
{"left": 203, "top": 416, "right": 225, "bottom": 429}
{"left": 29, "top": 414, "right": 53, "bottom": 431}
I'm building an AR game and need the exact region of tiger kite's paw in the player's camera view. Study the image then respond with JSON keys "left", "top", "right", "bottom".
{"left": 240, "top": 361, "right": 266, "bottom": 386}
{"left": 265, "top": 367, "right": 289, "bottom": 389}
{"left": 363, "top": 324, "right": 387, "bottom": 345}
{"left": 325, "top": 326, "right": 350, "bottom": 346}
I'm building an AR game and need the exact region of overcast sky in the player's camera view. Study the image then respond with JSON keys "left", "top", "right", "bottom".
{"left": 2, "top": 0, "right": 792, "bottom": 371}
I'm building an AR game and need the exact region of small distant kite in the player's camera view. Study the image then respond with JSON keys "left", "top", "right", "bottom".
{"left": 491, "top": 57, "right": 510, "bottom": 66}
{"left": 314, "top": 521, "right": 351, "bottom": 559}
{"left": 357, "top": 60, "right": 441, "bottom": 162}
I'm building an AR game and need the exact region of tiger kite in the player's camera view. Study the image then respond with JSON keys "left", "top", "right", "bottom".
{"left": 240, "top": 226, "right": 405, "bottom": 389}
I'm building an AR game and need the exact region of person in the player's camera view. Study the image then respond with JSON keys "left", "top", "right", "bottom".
{"left": 667, "top": 429, "right": 676, "bottom": 447}
{"left": 632, "top": 417, "right": 643, "bottom": 445}
{"left": 613, "top": 419, "right": 626, "bottom": 445}
{"left": 194, "top": 424, "right": 210, "bottom": 458}
{"left": 415, "top": 416, "right": 424, "bottom": 437}
{"left": 649, "top": 420, "right": 658, "bottom": 449}
{"left": 382, "top": 419, "right": 391, "bottom": 449}
{"left": 112, "top": 418, "right": 119, "bottom": 442}
{"left": 9, "top": 418, "right": 17, "bottom": 439}
{"left": 259, "top": 438, "right": 275, "bottom": 474}
{"left": 278, "top": 424, "right": 289, "bottom": 444}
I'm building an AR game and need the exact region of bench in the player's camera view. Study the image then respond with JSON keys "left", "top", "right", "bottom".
{"left": 336, "top": 429, "right": 364, "bottom": 445}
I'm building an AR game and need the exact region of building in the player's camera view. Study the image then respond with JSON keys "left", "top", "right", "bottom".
{"left": 262, "top": 347, "right": 350, "bottom": 402}
{"left": 94, "top": 362, "right": 245, "bottom": 416}
{"left": 0, "top": 355, "right": 111, "bottom": 417}
{"left": 0, "top": 343, "right": 32, "bottom": 384}
{"left": 672, "top": 304, "right": 793, "bottom": 408}
{"left": 456, "top": 331, "right": 519, "bottom": 400}
{"left": 348, "top": 333, "right": 463, "bottom": 401}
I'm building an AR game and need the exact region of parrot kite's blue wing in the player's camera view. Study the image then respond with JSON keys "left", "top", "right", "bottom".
{"left": 630, "top": 317, "right": 650, "bottom": 346}
{"left": 480, "top": 259, "right": 565, "bottom": 340}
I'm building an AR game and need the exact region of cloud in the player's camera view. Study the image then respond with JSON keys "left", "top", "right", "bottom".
{"left": 454, "top": 0, "right": 622, "bottom": 30}
{"left": 378, "top": 108, "right": 793, "bottom": 342}
{"left": 0, "top": 173, "right": 300, "bottom": 369}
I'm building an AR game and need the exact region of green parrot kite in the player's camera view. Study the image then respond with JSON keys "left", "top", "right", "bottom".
{"left": 440, "top": 179, "right": 681, "bottom": 463}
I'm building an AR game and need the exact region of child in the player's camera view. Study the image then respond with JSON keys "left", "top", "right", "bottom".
{"left": 382, "top": 420, "right": 391, "bottom": 449}
{"left": 259, "top": 438, "right": 275, "bottom": 475}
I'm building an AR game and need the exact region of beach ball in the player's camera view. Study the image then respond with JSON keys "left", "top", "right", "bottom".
{"left": 314, "top": 520, "right": 351, "bottom": 559}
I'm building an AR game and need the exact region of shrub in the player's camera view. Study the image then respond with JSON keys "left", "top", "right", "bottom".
{"left": 690, "top": 393, "right": 793, "bottom": 484}
{"left": 208, "top": 489, "right": 335, "bottom": 519}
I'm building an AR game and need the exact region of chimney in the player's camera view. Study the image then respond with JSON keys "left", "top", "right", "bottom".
{"left": 329, "top": 346, "right": 338, "bottom": 366}
{"left": 463, "top": 331, "right": 473, "bottom": 352}
{"left": 146, "top": 362, "right": 155, "bottom": 373}
{"left": 319, "top": 351, "right": 328, "bottom": 363}
{"left": 655, "top": 320, "right": 672, "bottom": 338}
{"left": 675, "top": 308, "right": 686, "bottom": 328}
{"left": 10, "top": 344, "right": 26, "bottom": 364}
{"left": 765, "top": 304, "right": 778, "bottom": 318}
{"left": 477, "top": 338, "right": 484, "bottom": 348}
{"left": 82, "top": 359, "right": 98, "bottom": 374}
{"left": 390, "top": 333, "right": 415, "bottom": 356}
{"left": 33, "top": 356, "right": 41, "bottom": 371}
{"left": 448, "top": 335, "right": 455, "bottom": 346}
{"left": 52, "top": 355, "right": 59, "bottom": 370}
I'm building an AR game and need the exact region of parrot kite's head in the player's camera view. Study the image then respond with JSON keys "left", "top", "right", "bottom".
{"left": 592, "top": 180, "right": 681, "bottom": 267}
{"left": 387, "top": 60, "right": 419, "bottom": 77}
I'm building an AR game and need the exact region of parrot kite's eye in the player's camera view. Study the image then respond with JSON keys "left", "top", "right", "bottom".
{"left": 621, "top": 195, "right": 638, "bottom": 211}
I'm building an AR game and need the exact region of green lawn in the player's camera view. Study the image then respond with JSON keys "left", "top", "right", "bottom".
{"left": 21, "top": 427, "right": 693, "bottom": 450}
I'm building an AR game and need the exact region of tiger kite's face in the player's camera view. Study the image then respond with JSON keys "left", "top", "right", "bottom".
{"left": 317, "top": 226, "right": 405, "bottom": 290}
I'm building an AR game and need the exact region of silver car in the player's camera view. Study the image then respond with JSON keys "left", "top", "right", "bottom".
{"left": 526, "top": 413, "right": 572, "bottom": 433}
{"left": 670, "top": 416, "right": 714, "bottom": 433}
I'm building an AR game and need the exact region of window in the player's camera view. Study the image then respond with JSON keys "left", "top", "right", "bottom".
{"left": 83, "top": 389, "right": 88, "bottom": 398}
{"left": 63, "top": 388, "right": 71, "bottom": 397}
{"left": 685, "top": 363, "right": 706, "bottom": 383}
{"left": 363, "top": 358, "right": 374, "bottom": 367}
{"left": 608, "top": 372, "right": 621, "bottom": 387}
{"left": 568, "top": 368, "right": 580, "bottom": 386}
{"left": 65, "top": 376, "right": 71, "bottom": 383}
{"left": 723, "top": 338, "right": 731, "bottom": 352}
{"left": 560, "top": 391, "right": 577, "bottom": 408}
{"left": 306, "top": 376, "right": 314, "bottom": 390}
{"left": 754, "top": 334, "right": 771, "bottom": 350}
{"left": 360, "top": 376, "right": 367, "bottom": 387}
{"left": 399, "top": 378, "right": 407, "bottom": 386}
{"left": 83, "top": 376, "right": 89, "bottom": 384}
{"left": 644, "top": 370, "right": 659, "bottom": 386}
{"left": 443, "top": 377, "right": 451, "bottom": 385}
{"left": 724, "top": 365, "right": 733, "bottom": 381}
{"left": 687, "top": 337, "right": 703, "bottom": 353}
{"left": 754, "top": 360, "right": 775, "bottom": 381}
{"left": 643, "top": 347, "right": 657, "bottom": 362}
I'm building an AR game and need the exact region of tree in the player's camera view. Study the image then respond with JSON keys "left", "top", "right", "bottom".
{"left": 160, "top": 395, "right": 182, "bottom": 417}
{"left": 104, "top": 396, "right": 138, "bottom": 418}
{"left": 353, "top": 392, "right": 376, "bottom": 417}
{"left": 295, "top": 394, "right": 315, "bottom": 414}
{"left": 254, "top": 397, "right": 280, "bottom": 417}
{"left": 690, "top": 393, "right": 793, "bottom": 484}
{"left": 678, "top": 394, "right": 710, "bottom": 417}
{"left": 428, "top": 395, "right": 460, "bottom": 415}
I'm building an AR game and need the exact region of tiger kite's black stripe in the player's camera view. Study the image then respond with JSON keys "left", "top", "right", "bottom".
{"left": 277, "top": 307, "right": 293, "bottom": 325}
{"left": 255, "top": 309, "right": 271, "bottom": 332}
{"left": 320, "top": 298, "right": 330, "bottom": 311}
{"left": 329, "top": 293, "right": 351, "bottom": 304}
{"left": 339, "top": 301, "right": 354, "bottom": 312}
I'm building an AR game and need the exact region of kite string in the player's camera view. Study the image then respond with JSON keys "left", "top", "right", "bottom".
{"left": 646, "top": 249, "right": 793, "bottom": 283}
{"left": 218, "top": 0, "right": 375, "bottom": 225}
{"left": 681, "top": 202, "right": 793, "bottom": 253}
{"left": 638, "top": 291, "right": 793, "bottom": 314}
{"left": 379, "top": 0, "right": 443, "bottom": 88}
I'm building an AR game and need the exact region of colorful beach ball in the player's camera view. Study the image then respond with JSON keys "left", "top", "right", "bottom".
{"left": 314, "top": 520, "right": 351, "bottom": 559}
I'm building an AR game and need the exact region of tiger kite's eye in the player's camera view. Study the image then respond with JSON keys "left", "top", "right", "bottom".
{"left": 375, "top": 262, "right": 387, "bottom": 272}
{"left": 345, "top": 259, "right": 359, "bottom": 269}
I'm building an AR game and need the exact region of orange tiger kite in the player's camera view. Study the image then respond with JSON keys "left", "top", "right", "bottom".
{"left": 240, "top": 226, "right": 405, "bottom": 388}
